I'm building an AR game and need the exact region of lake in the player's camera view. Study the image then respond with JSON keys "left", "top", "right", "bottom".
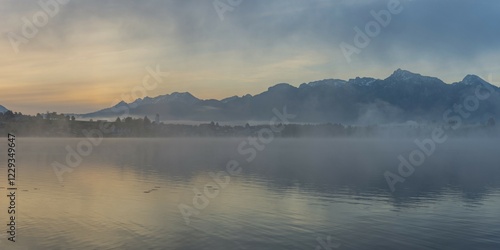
{"left": 1, "top": 138, "right": 500, "bottom": 249}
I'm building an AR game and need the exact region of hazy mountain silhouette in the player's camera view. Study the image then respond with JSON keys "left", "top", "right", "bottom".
{"left": 0, "top": 105, "right": 8, "bottom": 113}
{"left": 81, "top": 69, "right": 500, "bottom": 124}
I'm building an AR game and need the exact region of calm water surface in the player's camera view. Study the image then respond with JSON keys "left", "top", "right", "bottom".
{"left": 1, "top": 138, "right": 499, "bottom": 249}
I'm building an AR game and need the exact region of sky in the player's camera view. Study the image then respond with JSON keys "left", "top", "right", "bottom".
{"left": 1, "top": 0, "right": 500, "bottom": 114}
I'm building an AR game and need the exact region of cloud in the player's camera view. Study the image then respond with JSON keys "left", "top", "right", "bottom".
{"left": 1, "top": 0, "right": 499, "bottom": 114}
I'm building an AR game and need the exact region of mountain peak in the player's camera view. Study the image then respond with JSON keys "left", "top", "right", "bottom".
{"left": 462, "top": 74, "right": 486, "bottom": 86}
{"left": 385, "top": 69, "right": 446, "bottom": 86}
{"left": 114, "top": 101, "right": 128, "bottom": 107}
{"left": 268, "top": 83, "right": 295, "bottom": 91}
{"left": 154, "top": 92, "right": 199, "bottom": 104}
{"left": 0, "top": 105, "right": 7, "bottom": 113}
{"left": 387, "top": 69, "right": 420, "bottom": 81}
{"left": 306, "top": 79, "right": 347, "bottom": 87}
{"left": 349, "top": 77, "right": 377, "bottom": 86}
{"left": 170, "top": 92, "right": 195, "bottom": 98}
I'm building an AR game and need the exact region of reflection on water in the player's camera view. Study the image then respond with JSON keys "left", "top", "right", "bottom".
{"left": 1, "top": 138, "right": 499, "bottom": 249}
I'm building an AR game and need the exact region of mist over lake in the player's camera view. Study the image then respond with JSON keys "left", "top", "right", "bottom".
{"left": 2, "top": 137, "right": 499, "bottom": 249}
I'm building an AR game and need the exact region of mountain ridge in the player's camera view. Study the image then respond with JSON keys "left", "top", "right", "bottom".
{"left": 81, "top": 69, "right": 500, "bottom": 124}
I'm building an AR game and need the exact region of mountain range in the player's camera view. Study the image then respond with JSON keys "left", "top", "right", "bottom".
{"left": 80, "top": 69, "right": 500, "bottom": 125}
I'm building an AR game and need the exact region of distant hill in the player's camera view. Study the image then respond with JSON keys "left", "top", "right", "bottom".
{"left": 0, "top": 105, "right": 8, "bottom": 113}
{"left": 81, "top": 69, "right": 500, "bottom": 124}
